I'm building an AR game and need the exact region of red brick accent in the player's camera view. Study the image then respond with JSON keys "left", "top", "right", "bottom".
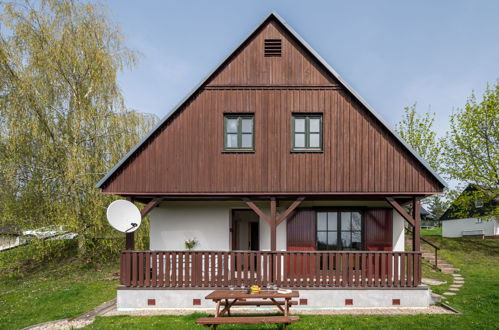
{"left": 345, "top": 299, "right": 353, "bottom": 305}
{"left": 299, "top": 299, "right": 308, "bottom": 305}
{"left": 392, "top": 299, "right": 401, "bottom": 305}
{"left": 147, "top": 299, "right": 156, "bottom": 306}
{"left": 193, "top": 299, "right": 201, "bottom": 306}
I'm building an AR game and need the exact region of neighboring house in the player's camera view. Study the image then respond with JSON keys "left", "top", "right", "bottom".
{"left": 441, "top": 185, "right": 498, "bottom": 238}
{"left": 97, "top": 13, "right": 446, "bottom": 309}
{"left": 0, "top": 225, "right": 22, "bottom": 251}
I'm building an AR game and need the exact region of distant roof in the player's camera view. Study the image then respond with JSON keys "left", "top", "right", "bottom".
{"left": 440, "top": 184, "right": 498, "bottom": 220}
{"left": 96, "top": 12, "right": 447, "bottom": 190}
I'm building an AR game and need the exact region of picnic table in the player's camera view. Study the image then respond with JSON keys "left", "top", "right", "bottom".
{"left": 196, "top": 289, "right": 300, "bottom": 329}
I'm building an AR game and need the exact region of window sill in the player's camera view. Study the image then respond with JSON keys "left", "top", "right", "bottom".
{"left": 222, "top": 150, "right": 255, "bottom": 154}
{"left": 290, "top": 149, "right": 323, "bottom": 153}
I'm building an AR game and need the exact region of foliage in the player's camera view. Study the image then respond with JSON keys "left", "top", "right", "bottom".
{"left": 443, "top": 83, "right": 499, "bottom": 219}
{"left": 395, "top": 104, "right": 448, "bottom": 219}
{"left": 0, "top": 238, "right": 77, "bottom": 277}
{"left": 0, "top": 253, "right": 118, "bottom": 329}
{"left": 0, "top": 0, "right": 157, "bottom": 262}
{"left": 184, "top": 238, "right": 198, "bottom": 250}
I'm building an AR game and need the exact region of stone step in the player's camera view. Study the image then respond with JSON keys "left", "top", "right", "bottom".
{"left": 430, "top": 293, "right": 443, "bottom": 305}
{"left": 441, "top": 267, "right": 459, "bottom": 274}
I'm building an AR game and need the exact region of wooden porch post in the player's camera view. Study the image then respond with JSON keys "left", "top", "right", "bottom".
{"left": 124, "top": 197, "right": 162, "bottom": 250}
{"left": 270, "top": 197, "right": 277, "bottom": 251}
{"left": 412, "top": 197, "right": 421, "bottom": 252}
{"left": 125, "top": 197, "right": 135, "bottom": 250}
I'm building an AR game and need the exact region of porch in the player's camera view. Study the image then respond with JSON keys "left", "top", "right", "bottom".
{"left": 120, "top": 250, "right": 422, "bottom": 289}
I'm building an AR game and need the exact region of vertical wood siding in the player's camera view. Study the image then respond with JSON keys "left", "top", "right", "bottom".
{"left": 364, "top": 208, "right": 393, "bottom": 251}
{"left": 101, "top": 20, "right": 443, "bottom": 194}
{"left": 287, "top": 209, "right": 316, "bottom": 251}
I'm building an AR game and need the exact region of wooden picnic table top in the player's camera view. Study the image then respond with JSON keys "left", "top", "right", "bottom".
{"left": 205, "top": 290, "right": 299, "bottom": 300}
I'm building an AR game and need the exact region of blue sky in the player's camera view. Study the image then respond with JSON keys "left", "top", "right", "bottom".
{"left": 107, "top": 0, "right": 499, "bottom": 136}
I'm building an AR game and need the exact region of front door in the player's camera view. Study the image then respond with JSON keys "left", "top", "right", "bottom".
{"left": 231, "top": 209, "right": 259, "bottom": 250}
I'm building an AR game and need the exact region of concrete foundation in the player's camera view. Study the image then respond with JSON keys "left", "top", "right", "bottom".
{"left": 117, "top": 287, "right": 431, "bottom": 310}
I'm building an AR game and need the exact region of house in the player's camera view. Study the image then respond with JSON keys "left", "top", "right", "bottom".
{"left": 0, "top": 225, "right": 21, "bottom": 251}
{"left": 441, "top": 185, "right": 498, "bottom": 238}
{"left": 97, "top": 13, "right": 446, "bottom": 309}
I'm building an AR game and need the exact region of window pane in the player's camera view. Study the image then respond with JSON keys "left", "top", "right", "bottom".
{"left": 317, "top": 213, "right": 327, "bottom": 230}
{"left": 341, "top": 232, "right": 352, "bottom": 249}
{"left": 226, "top": 134, "right": 238, "bottom": 148}
{"left": 352, "top": 212, "right": 362, "bottom": 230}
{"left": 327, "top": 212, "right": 337, "bottom": 230}
{"left": 327, "top": 231, "right": 338, "bottom": 250}
{"left": 309, "top": 118, "right": 321, "bottom": 132}
{"left": 294, "top": 118, "right": 305, "bottom": 132}
{"left": 294, "top": 133, "right": 305, "bottom": 148}
{"left": 241, "top": 118, "right": 253, "bottom": 133}
{"left": 317, "top": 232, "right": 328, "bottom": 250}
{"left": 226, "top": 119, "right": 238, "bottom": 133}
{"left": 341, "top": 212, "right": 351, "bottom": 231}
{"left": 241, "top": 134, "right": 253, "bottom": 148}
{"left": 352, "top": 231, "right": 362, "bottom": 250}
{"left": 309, "top": 133, "right": 320, "bottom": 148}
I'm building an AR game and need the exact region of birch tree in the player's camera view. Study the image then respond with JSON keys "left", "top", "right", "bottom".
{"left": 0, "top": 0, "right": 156, "bottom": 260}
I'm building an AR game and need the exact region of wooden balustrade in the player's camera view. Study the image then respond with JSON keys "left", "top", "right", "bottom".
{"left": 120, "top": 250, "right": 421, "bottom": 289}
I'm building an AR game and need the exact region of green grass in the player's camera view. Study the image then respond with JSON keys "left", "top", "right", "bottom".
{"left": 421, "top": 226, "right": 442, "bottom": 236}
{"left": 0, "top": 249, "right": 119, "bottom": 330}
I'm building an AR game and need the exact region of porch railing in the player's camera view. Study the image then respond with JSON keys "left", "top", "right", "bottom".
{"left": 120, "top": 251, "right": 421, "bottom": 289}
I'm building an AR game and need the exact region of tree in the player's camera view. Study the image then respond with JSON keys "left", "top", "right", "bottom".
{"left": 443, "top": 83, "right": 499, "bottom": 219}
{"left": 395, "top": 104, "right": 447, "bottom": 219}
{"left": 0, "top": 0, "right": 157, "bottom": 261}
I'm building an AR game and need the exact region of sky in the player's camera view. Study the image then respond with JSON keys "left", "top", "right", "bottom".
{"left": 106, "top": 0, "right": 499, "bottom": 136}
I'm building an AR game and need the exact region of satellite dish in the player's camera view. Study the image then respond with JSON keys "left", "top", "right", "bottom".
{"left": 106, "top": 200, "right": 141, "bottom": 233}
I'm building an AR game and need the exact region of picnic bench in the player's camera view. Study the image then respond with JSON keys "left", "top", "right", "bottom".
{"left": 195, "top": 289, "right": 300, "bottom": 329}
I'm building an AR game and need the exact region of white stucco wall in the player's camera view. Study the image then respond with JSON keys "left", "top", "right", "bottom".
{"left": 392, "top": 211, "right": 405, "bottom": 251}
{"left": 442, "top": 218, "right": 498, "bottom": 237}
{"left": 150, "top": 201, "right": 285, "bottom": 251}
{"left": 149, "top": 201, "right": 403, "bottom": 251}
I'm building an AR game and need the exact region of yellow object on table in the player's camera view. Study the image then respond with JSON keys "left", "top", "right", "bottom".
{"left": 250, "top": 285, "right": 261, "bottom": 294}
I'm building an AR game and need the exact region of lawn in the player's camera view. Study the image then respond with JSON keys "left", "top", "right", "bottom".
{"left": 1, "top": 238, "right": 497, "bottom": 329}
{"left": 421, "top": 226, "right": 442, "bottom": 236}
{"left": 0, "top": 245, "right": 119, "bottom": 330}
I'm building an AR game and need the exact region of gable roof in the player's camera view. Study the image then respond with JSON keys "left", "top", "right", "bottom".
{"left": 97, "top": 12, "right": 447, "bottom": 189}
{"left": 440, "top": 184, "right": 498, "bottom": 220}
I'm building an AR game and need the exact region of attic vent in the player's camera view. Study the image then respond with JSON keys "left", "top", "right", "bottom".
{"left": 264, "top": 39, "right": 282, "bottom": 57}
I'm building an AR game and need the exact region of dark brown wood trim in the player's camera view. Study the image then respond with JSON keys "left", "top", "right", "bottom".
{"left": 243, "top": 198, "right": 271, "bottom": 225}
{"left": 385, "top": 197, "right": 416, "bottom": 227}
{"left": 276, "top": 197, "right": 305, "bottom": 225}
{"left": 140, "top": 198, "right": 163, "bottom": 218}
{"left": 270, "top": 197, "right": 277, "bottom": 251}
{"left": 104, "top": 192, "right": 439, "bottom": 196}
{"left": 412, "top": 198, "right": 421, "bottom": 252}
{"left": 205, "top": 85, "right": 342, "bottom": 90}
{"left": 117, "top": 285, "right": 429, "bottom": 291}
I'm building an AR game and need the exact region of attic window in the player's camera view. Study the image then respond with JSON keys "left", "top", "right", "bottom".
{"left": 264, "top": 39, "right": 282, "bottom": 57}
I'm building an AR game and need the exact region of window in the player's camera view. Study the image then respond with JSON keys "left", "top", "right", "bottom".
{"left": 224, "top": 114, "right": 254, "bottom": 151}
{"left": 317, "top": 211, "right": 362, "bottom": 251}
{"left": 292, "top": 114, "right": 322, "bottom": 151}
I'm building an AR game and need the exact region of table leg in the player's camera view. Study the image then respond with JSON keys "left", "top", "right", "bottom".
{"left": 225, "top": 299, "right": 231, "bottom": 316}
{"left": 285, "top": 298, "right": 289, "bottom": 316}
{"left": 215, "top": 300, "right": 221, "bottom": 317}
{"left": 270, "top": 298, "right": 285, "bottom": 313}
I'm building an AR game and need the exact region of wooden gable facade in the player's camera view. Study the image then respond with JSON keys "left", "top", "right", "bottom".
{"left": 98, "top": 14, "right": 444, "bottom": 196}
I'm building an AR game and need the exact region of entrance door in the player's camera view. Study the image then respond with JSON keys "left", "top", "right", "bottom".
{"left": 231, "top": 210, "right": 259, "bottom": 250}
